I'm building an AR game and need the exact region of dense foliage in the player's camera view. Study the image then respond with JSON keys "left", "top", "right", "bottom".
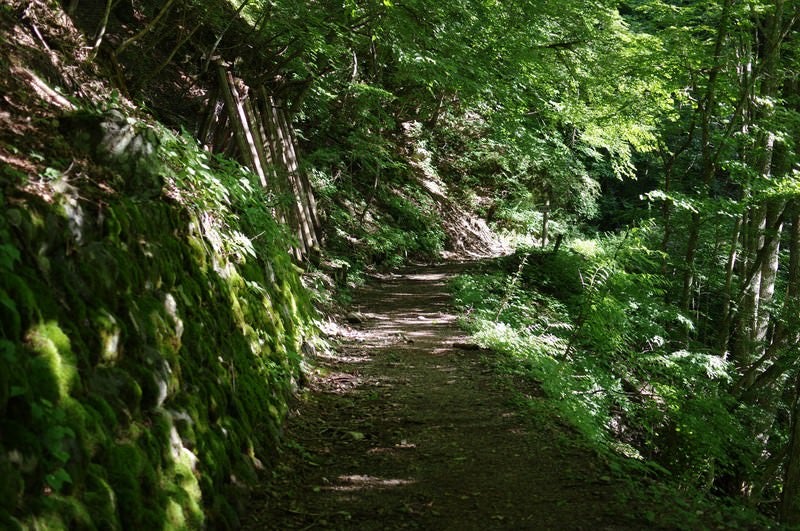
{"left": 3, "top": 0, "right": 800, "bottom": 526}
{"left": 246, "top": 0, "right": 799, "bottom": 523}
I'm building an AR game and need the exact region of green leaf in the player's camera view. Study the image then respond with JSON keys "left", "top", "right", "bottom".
{"left": 0, "top": 244, "right": 20, "bottom": 270}
{"left": 45, "top": 468, "right": 72, "bottom": 492}
{"left": 41, "top": 167, "right": 61, "bottom": 181}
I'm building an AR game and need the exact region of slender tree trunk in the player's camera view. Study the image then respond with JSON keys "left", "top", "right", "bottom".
{"left": 788, "top": 204, "right": 800, "bottom": 300}
{"left": 217, "top": 66, "right": 268, "bottom": 187}
{"left": 89, "top": 0, "right": 113, "bottom": 60}
{"left": 730, "top": 0, "right": 787, "bottom": 367}
{"left": 262, "top": 95, "right": 314, "bottom": 256}
{"left": 260, "top": 94, "right": 307, "bottom": 257}
{"left": 201, "top": 0, "right": 251, "bottom": 74}
{"left": 242, "top": 95, "right": 273, "bottom": 187}
{"left": 755, "top": 200, "right": 784, "bottom": 341}
{"left": 281, "top": 107, "right": 321, "bottom": 240}
{"left": 733, "top": 206, "right": 770, "bottom": 367}
{"left": 680, "top": 212, "right": 701, "bottom": 317}
{"left": 717, "top": 215, "right": 743, "bottom": 352}
{"left": 680, "top": 0, "right": 734, "bottom": 321}
{"left": 138, "top": 24, "right": 201, "bottom": 89}
{"left": 275, "top": 102, "right": 318, "bottom": 251}
{"left": 660, "top": 167, "right": 673, "bottom": 275}
{"left": 197, "top": 89, "right": 224, "bottom": 149}
{"left": 658, "top": 120, "right": 696, "bottom": 276}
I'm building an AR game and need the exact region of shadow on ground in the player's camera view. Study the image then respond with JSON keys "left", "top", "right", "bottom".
{"left": 242, "top": 262, "right": 641, "bottom": 530}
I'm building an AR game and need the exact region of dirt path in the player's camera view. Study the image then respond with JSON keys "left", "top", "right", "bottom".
{"left": 242, "top": 262, "right": 640, "bottom": 530}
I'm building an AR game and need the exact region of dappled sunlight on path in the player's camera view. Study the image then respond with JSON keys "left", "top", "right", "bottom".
{"left": 242, "top": 261, "right": 637, "bottom": 530}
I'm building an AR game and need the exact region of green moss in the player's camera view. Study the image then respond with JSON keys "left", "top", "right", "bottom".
{"left": 0, "top": 286, "right": 21, "bottom": 341}
{"left": 3, "top": 112, "right": 317, "bottom": 530}
{"left": 201, "top": 380, "right": 227, "bottom": 423}
{"left": 0, "top": 342, "right": 12, "bottom": 414}
{"left": 104, "top": 205, "right": 123, "bottom": 243}
{"left": 107, "top": 443, "right": 145, "bottom": 527}
{"left": 2, "top": 274, "right": 38, "bottom": 339}
{"left": 89, "top": 367, "right": 142, "bottom": 421}
{"left": 127, "top": 363, "right": 160, "bottom": 412}
{"left": 25, "top": 322, "right": 78, "bottom": 403}
{"left": 137, "top": 423, "right": 164, "bottom": 468}
{"left": 0, "top": 514, "right": 23, "bottom": 531}
{"left": 186, "top": 235, "right": 208, "bottom": 270}
{"left": 84, "top": 465, "right": 119, "bottom": 530}
{"left": 206, "top": 492, "right": 239, "bottom": 531}
{"left": 167, "top": 451, "right": 203, "bottom": 528}
{"left": 0, "top": 419, "right": 41, "bottom": 458}
{"left": 163, "top": 498, "right": 186, "bottom": 530}
{"left": 76, "top": 405, "right": 110, "bottom": 458}
{"left": 38, "top": 494, "right": 93, "bottom": 530}
{"left": 86, "top": 395, "right": 118, "bottom": 429}
{"left": 198, "top": 432, "right": 231, "bottom": 485}
{"left": 170, "top": 410, "right": 198, "bottom": 451}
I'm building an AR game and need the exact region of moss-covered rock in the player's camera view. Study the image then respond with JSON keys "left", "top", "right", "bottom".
{"left": 24, "top": 322, "right": 78, "bottom": 404}
{"left": 0, "top": 107, "right": 316, "bottom": 529}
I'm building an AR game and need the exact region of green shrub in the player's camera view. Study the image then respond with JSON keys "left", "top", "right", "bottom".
{"left": 452, "top": 228, "right": 752, "bottom": 489}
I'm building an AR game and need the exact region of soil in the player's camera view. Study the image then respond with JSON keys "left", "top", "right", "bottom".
{"left": 242, "top": 261, "right": 645, "bottom": 530}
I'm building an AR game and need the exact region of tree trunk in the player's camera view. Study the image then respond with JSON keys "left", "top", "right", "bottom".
{"left": 680, "top": 212, "right": 701, "bottom": 319}
{"left": 276, "top": 102, "right": 319, "bottom": 251}
{"left": 115, "top": 0, "right": 177, "bottom": 57}
{"left": 755, "top": 200, "right": 784, "bottom": 343}
{"left": 201, "top": 0, "right": 251, "bottom": 74}
{"left": 89, "top": 0, "right": 113, "bottom": 60}
{"left": 717, "top": 215, "right": 743, "bottom": 352}
{"left": 280, "top": 106, "right": 321, "bottom": 240}
{"left": 259, "top": 93, "right": 307, "bottom": 257}
{"left": 730, "top": 0, "right": 788, "bottom": 367}
{"left": 242, "top": 94, "right": 273, "bottom": 187}
{"left": 217, "top": 66, "right": 268, "bottom": 187}
{"left": 681, "top": 0, "right": 734, "bottom": 322}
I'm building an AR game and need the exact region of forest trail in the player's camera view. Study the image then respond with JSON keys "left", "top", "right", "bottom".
{"left": 243, "top": 262, "right": 640, "bottom": 530}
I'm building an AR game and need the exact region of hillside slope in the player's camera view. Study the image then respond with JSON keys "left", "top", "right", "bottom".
{"left": 1, "top": 2, "right": 317, "bottom": 528}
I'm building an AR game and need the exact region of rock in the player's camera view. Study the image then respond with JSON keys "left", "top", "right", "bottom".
{"left": 59, "top": 109, "right": 162, "bottom": 195}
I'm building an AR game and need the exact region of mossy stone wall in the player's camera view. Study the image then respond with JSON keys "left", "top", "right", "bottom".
{"left": 0, "top": 115, "right": 315, "bottom": 530}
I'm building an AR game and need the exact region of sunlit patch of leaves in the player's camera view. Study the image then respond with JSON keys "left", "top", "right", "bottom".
{"left": 452, "top": 228, "right": 755, "bottom": 491}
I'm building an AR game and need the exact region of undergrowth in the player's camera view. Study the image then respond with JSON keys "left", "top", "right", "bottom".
{"left": 452, "top": 227, "right": 771, "bottom": 527}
